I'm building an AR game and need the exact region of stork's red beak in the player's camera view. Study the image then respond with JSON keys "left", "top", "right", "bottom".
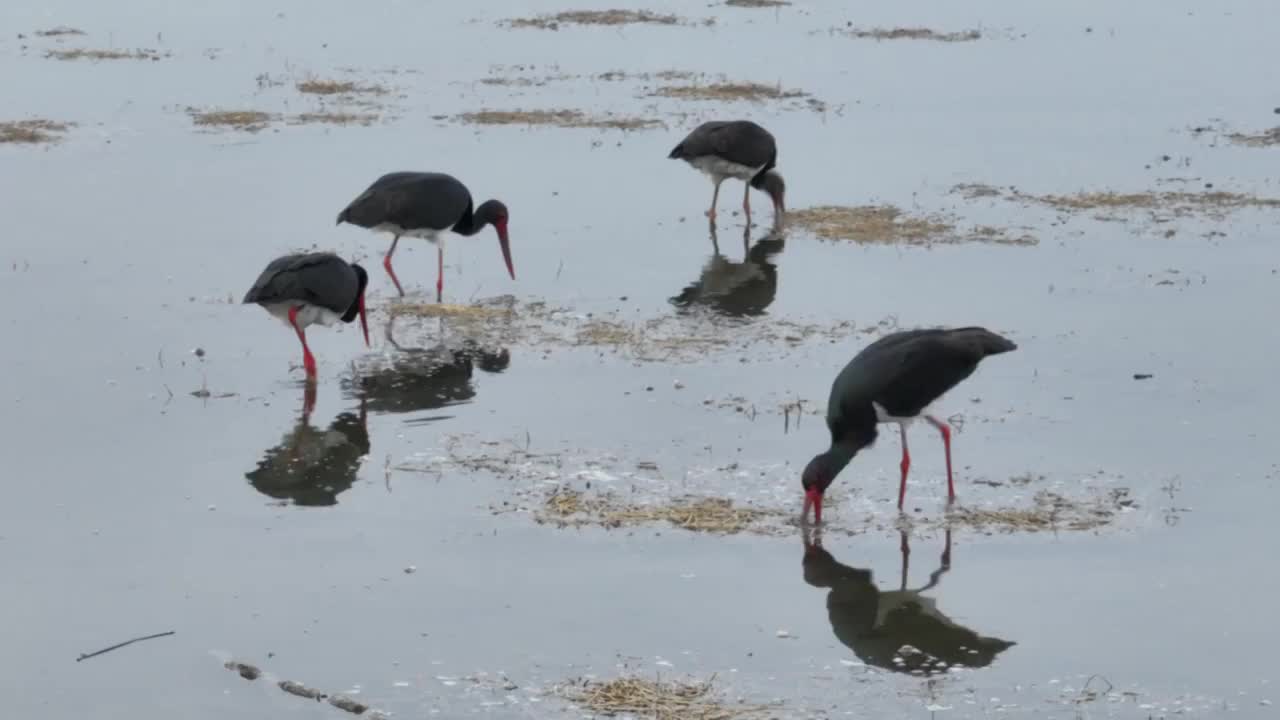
{"left": 803, "top": 487, "right": 823, "bottom": 525}
{"left": 357, "top": 293, "right": 369, "bottom": 348}
{"left": 496, "top": 221, "right": 514, "bottom": 280}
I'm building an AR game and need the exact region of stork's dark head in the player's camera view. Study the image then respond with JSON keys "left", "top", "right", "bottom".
{"left": 475, "top": 199, "right": 514, "bottom": 281}
{"left": 341, "top": 263, "right": 371, "bottom": 348}
{"left": 801, "top": 452, "right": 836, "bottom": 524}
{"left": 759, "top": 170, "right": 786, "bottom": 219}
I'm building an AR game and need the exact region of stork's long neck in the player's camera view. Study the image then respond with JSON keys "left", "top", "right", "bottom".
{"left": 451, "top": 205, "right": 485, "bottom": 236}
{"left": 822, "top": 442, "right": 859, "bottom": 481}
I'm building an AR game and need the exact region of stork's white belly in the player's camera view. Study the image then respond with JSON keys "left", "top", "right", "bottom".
{"left": 371, "top": 223, "right": 444, "bottom": 243}
{"left": 872, "top": 401, "right": 932, "bottom": 426}
{"left": 263, "top": 302, "right": 343, "bottom": 329}
{"left": 689, "top": 156, "right": 762, "bottom": 182}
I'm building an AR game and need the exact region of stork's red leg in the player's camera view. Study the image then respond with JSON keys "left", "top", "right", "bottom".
{"left": 436, "top": 244, "right": 444, "bottom": 303}
{"left": 925, "top": 415, "right": 955, "bottom": 503}
{"left": 383, "top": 234, "right": 405, "bottom": 297}
{"left": 707, "top": 178, "right": 724, "bottom": 222}
{"left": 898, "top": 423, "right": 911, "bottom": 510}
{"left": 742, "top": 182, "right": 752, "bottom": 224}
{"left": 288, "top": 306, "right": 317, "bottom": 380}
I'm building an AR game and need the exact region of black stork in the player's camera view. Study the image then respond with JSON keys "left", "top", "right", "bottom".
{"left": 801, "top": 327, "right": 1017, "bottom": 523}
{"left": 335, "top": 171, "right": 513, "bottom": 300}
{"left": 242, "top": 252, "right": 370, "bottom": 382}
{"left": 667, "top": 120, "right": 786, "bottom": 226}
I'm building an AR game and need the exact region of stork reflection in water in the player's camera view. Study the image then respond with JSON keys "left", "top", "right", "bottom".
{"left": 802, "top": 528, "right": 1015, "bottom": 676}
{"left": 339, "top": 313, "right": 511, "bottom": 421}
{"left": 244, "top": 386, "right": 370, "bottom": 507}
{"left": 670, "top": 225, "right": 786, "bottom": 318}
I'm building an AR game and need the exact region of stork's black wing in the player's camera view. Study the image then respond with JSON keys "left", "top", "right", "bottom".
{"left": 242, "top": 252, "right": 357, "bottom": 315}
{"left": 336, "top": 171, "right": 473, "bottom": 232}
{"left": 668, "top": 120, "right": 777, "bottom": 169}
{"left": 829, "top": 327, "right": 1015, "bottom": 425}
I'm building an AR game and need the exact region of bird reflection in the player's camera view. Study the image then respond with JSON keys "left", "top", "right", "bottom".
{"left": 340, "top": 315, "right": 511, "bottom": 420}
{"left": 670, "top": 225, "right": 785, "bottom": 317}
{"left": 802, "top": 528, "right": 1015, "bottom": 675}
{"left": 244, "top": 393, "right": 370, "bottom": 507}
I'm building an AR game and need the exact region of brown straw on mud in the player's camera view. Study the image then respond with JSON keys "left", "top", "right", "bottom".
{"left": 558, "top": 675, "right": 765, "bottom": 720}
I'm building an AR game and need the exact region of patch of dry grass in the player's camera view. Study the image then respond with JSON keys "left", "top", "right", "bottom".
{"left": 651, "top": 81, "right": 805, "bottom": 103}
{"left": 555, "top": 675, "right": 766, "bottom": 720}
{"left": 501, "top": 10, "right": 705, "bottom": 30}
{"left": 291, "top": 111, "right": 379, "bottom": 127}
{"left": 951, "top": 182, "right": 1280, "bottom": 222}
{"left": 296, "top": 78, "right": 387, "bottom": 96}
{"left": 455, "top": 109, "right": 663, "bottom": 130}
{"left": 187, "top": 109, "right": 277, "bottom": 132}
{"left": 45, "top": 47, "right": 168, "bottom": 61}
{"left": 789, "top": 205, "right": 1036, "bottom": 246}
{"left": 0, "top": 119, "right": 73, "bottom": 144}
{"left": 476, "top": 68, "right": 699, "bottom": 88}
{"left": 187, "top": 108, "right": 383, "bottom": 132}
{"left": 951, "top": 182, "right": 1004, "bottom": 200}
{"left": 538, "top": 488, "right": 779, "bottom": 534}
{"left": 35, "top": 26, "right": 85, "bottom": 37}
{"left": 1226, "top": 127, "right": 1280, "bottom": 147}
{"left": 1029, "top": 189, "right": 1280, "bottom": 220}
{"left": 839, "top": 26, "right": 981, "bottom": 42}
{"left": 935, "top": 489, "right": 1136, "bottom": 533}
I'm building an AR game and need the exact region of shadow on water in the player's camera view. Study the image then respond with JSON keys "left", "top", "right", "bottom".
{"left": 338, "top": 317, "right": 511, "bottom": 422}
{"left": 244, "top": 387, "right": 371, "bottom": 507}
{"left": 670, "top": 225, "right": 786, "bottom": 318}
{"left": 802, "top": 527, "right": 1016, "bottom": 675}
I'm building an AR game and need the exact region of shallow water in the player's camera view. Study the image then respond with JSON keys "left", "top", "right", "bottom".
{"left": 3, "top": 0, "right": 1279, "bottom": 717}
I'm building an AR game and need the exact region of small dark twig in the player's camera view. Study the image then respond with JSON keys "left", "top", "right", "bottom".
{"left": 76, "top": 630, "right": 175, "bottom": 662}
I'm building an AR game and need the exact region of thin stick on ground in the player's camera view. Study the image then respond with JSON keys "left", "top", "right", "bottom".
{"left": 75, "top": 630, "right": 175, "bottom": 662}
